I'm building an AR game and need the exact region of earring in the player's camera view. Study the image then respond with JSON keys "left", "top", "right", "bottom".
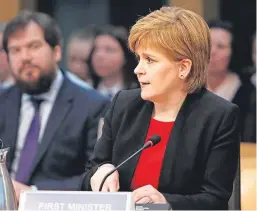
{"left": 180, "top": 75, "right": 184, "bottom": 79}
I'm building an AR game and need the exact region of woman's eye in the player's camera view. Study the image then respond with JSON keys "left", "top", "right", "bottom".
{"left": 146, "top": 57, "right": 154, "bottom": 63}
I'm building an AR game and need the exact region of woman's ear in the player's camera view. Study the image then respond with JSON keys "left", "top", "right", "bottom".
{"left": 178, "top": 59, "right": 192, "bottom": 80}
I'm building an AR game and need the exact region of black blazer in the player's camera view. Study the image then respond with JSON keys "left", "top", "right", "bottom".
{"left": 0, "top": 74, "right": 109, "bottom": 190}
{"left": 82, "top": 88, "right": 240, "bottom": 210}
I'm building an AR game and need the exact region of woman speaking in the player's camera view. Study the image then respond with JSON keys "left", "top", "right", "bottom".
{"left": 82, "top": 6, "right": 240, "bottom": 210}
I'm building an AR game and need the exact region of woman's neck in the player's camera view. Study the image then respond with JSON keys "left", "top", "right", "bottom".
{"left": 101, "top": 72, "right": 123, "bottom": 88}
{"left": 207, "top": 72, "right": 227, "bottom": 92}
{"left": 152, "top": 90, "right": 187, "bottom": 122}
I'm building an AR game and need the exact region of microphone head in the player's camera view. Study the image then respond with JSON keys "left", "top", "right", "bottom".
{"left": 149, "top": 135, "right": 161, "bottom": 146}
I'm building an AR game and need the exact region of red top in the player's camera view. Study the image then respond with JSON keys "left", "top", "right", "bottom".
{"left": 131, "top": 118, "right": 174, "bottom": 190}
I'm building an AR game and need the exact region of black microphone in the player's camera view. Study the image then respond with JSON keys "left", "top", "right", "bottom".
{"left": 98, "top": 135, "right": 161, "bottom": 191}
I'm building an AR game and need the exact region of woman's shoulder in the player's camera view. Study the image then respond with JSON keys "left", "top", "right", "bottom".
{"left": 186, "top": 89, "right": 240, "bottom": 133}
{"left": 198, "top": 88, "right": 239, "bottom": 113}
{"left": 112, "top": 88, "right": 144, "bottom": 108}
{"left": 111, "top": 88, "right": 148, "bottom": 113}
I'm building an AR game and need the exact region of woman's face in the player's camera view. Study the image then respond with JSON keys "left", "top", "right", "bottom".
{"left": 208, "top": 28, "right": 232, "bottom": 75}
{"left": 92, "top": 34, "right": 125, "bottom": 78}
{"left": 134, "top": 47, "right": 186, "bottom": 102}
{"left": 67, "top": 38, "right": 93, "bottom": 81}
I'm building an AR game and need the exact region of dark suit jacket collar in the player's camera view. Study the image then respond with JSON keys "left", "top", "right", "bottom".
{"left": 120, "top": 88, "right": 206, "bottom": 190}
{"left": 3, "top": 73, "right": 76, "bottom": 178}
{"left": 4, "top": 86, "right": 22, "bottom": 170}
{"left": 29, "top": 75, "right": 75, "bottom": 178}
{"left": 158, "top": 88, "right": 206, "bottom": 190}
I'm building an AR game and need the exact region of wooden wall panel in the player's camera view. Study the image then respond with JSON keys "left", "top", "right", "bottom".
{"left": 169, "top": 0, "right": 203, "bottom": 16}
{"left": 0, "top": 0, "right": 20, "bottom": 22}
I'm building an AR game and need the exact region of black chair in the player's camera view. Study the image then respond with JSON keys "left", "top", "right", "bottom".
{"left": 228, "top": 157, "right": 241, "bottom": 210}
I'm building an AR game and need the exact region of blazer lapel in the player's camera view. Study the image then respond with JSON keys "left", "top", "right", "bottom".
{"left": 3, "top": 87, "right": 21, "bottom": 170}
{"left": 29, "top": 78, "right": 74, "bottom": 177}
{"left": 158, "top": 89, "right": 205, "bottom": 191}
{"left": 121, "top": 101, "right": 154, "bottom": 190}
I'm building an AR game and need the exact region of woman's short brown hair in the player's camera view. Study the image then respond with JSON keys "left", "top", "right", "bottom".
{"left": 128, "top": 6, "right": 211, "bottom": 93}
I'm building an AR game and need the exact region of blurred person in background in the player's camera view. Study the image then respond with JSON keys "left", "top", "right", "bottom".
{"left": 66, "top": 25, "right": 98, "bottom": 85}
{"left": 251, "top": 32, "right": 256, "bottom": 86}
{"left": 244, "top": 31, "right": 256, "bottom": 86}
{"left": 1, "top": 23, "right": 90, "bottom": 92}
{"left": 207, "top": 20, "right": 256, "bottom": 142}
{"left": 0, "top": 11, "right": 109, "bottom": 201}
{"left": 88, "top": 25, "right": 139, "bottom": 98}
{"left": 0, "top": 23, "right": 15, "bottom": 90}
{"left": 241, "top": 31, "right": 256, "bottom": 86}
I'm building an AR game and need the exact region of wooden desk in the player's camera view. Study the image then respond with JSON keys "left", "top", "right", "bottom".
{"left": 240, "top": 143, "right": 256, "bottom": 211}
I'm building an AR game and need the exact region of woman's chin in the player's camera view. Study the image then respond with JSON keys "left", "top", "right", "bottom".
{"left": 140, "top": 90, "right": 153, "bottom": 101}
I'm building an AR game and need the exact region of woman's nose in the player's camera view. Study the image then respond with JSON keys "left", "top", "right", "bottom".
{"left": 134, "top": 62, "right": 145, "bottom": 75}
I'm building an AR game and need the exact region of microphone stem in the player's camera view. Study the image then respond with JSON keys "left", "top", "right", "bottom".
{"left": 98, "top": 142, "right": 151, "bottom": 191}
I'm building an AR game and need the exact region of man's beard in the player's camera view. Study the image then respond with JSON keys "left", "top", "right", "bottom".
{"left": 15, "top": 70, "right": 56, "bottom": 95}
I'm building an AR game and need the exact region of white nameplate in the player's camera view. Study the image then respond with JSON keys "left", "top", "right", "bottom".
{"left": 19, "top": 191, "right": 135, "bottom": 211}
